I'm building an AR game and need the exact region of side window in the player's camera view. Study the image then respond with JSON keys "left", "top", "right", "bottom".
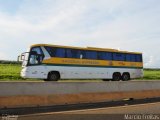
{"left": 140, "top": 54, "right": 142, "bottom": 62}
{"left": 81, "top": 50, "right": 86, "bottom": 59}
{"left": 98, "top": 52, "right": 112, "bottom": 60}
{"left": 126, "top": 54, "right": 131, "bottom": 61}
{"left": 121, "top": 53, "right": 125, "bottom": 61}
{"left": 126, "top": 54, "right": 140, "bottom": 62}
{"left": 106, "top": 52, "right": 112, "bottom": 60}
{"left": 86, "top": 51, "right": 97, "bottom": 59}
{"left": 55, "top": 48, "right": 65, "bottom": 58}
{"left": 130, "top": 54, "right": 136, "bottom": 62}
{"left": 66, "top": 49, "right": 72, "bottom": 58}
{"left": 136, "top": 54, "right": 142, "bottom": 62}
{"left": 45, "top": 47, "right": 65, "bottom": 58}
{"left": 44, "top": 46, "right": 56, "bottom": 57}
{"left": 72, "top": 49, "right": 81, "bottom": 58}
{"left": 113, "top": 53, "right": 125, "bottom": 61}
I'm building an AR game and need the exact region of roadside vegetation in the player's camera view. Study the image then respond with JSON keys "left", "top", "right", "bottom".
{"left": 0, "top": 61, "right": 160, "bottom": 81}
{"left": 0, "top": 63, "right": 22, "bottom": 80}
{"left": 142, "top": 69, "right": 160, "bottom": 80}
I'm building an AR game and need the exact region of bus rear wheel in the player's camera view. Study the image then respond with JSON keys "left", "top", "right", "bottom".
{"left": 112, "top": 73, "right": 121, "bottom": 81}
{"left": 122, "top": 73, "right": 130, "bottom": 81}
{"left": 47, "top": 72, "right": 60, "bottom": 81}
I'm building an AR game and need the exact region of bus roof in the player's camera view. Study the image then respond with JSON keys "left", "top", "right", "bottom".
{"left": 31, "top": 44, "right": 142, "bottom": 54}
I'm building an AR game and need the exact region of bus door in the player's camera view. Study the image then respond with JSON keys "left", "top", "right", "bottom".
{"left": 27, "top": 47, "right": 47, "bottom": 79}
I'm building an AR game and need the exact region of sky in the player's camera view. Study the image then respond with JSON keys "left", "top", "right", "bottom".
{"left": 0, "top": 0, "right": 160, "bottom": 68}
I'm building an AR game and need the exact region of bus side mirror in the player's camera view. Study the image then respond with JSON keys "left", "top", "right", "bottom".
{"left": 21, "top": 54, "right": 25, "bottom": 60}
{"left": 17, "top": 54, "right": 24, "bottom": 61}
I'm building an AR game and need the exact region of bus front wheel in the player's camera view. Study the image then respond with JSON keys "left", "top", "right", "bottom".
{"left": 47, "top": 72, "right": 60, "bottom": 81}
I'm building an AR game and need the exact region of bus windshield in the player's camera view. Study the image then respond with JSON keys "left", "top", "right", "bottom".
{"left": 28, "top": 47, "right": 44, "bottom": 65}
{"left": 20, "top": 47, "right": 44, "bottom": 67}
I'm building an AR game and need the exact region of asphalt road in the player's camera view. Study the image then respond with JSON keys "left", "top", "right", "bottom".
{"left": 55, "top": 102, "right": 160, "bottom": 114}
{"left": 14, "top": 102, "right": 160, "bottom": 120}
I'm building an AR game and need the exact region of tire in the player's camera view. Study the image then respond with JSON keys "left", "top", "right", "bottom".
{"left": 122, "top": 73, "right": 130, "bottom": 81}
{"left": 112, "top": 73, "right": 121, "bottom": 81}
{"left": 47, "top": 72, "right": 60, "bottom": 81}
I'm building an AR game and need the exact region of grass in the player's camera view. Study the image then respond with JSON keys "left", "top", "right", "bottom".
{"left": 0, "top": 63, "right": 160, "bottom": 81}
{"left": 0, "top": 64, "right": 22, "bottom": 80}
{"left": 0, "top": 64, "right": 42, "bottom": 81}
{"left": 142, "top": 69, "right": 160, "bottom": 80}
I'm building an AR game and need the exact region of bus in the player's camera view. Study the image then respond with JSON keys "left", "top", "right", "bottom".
{"left": 18, "top": 44, "right": 143, "bottom": 81}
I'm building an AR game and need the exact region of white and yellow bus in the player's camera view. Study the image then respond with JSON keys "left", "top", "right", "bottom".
{"left": 19, "top": 44, "right": 143, "bottom": 81}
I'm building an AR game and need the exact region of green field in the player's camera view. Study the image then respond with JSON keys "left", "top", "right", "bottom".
{"left": 0, "top": 64, "right": 22, "bottom": 80}
{"left": 0, "top": 63, "right": 160, "bottom": 81}
{"left": 142, "top": 69, "right": 160, "bottom": 80}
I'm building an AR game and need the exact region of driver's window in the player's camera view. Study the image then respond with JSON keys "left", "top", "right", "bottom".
{"left": 28, "top": 47, "right": 44, "bottom": 65}
{"left": 29, "top": 54, "right": 39, "bottom": 65}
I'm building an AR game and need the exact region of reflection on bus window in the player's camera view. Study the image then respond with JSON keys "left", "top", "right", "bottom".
{"left": 29, "top": 55, "right": 39, "bottom": 65}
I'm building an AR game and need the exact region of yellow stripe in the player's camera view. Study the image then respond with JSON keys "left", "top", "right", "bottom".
{"left": 42, "top": 57, "right": 143, "bottom": 68}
